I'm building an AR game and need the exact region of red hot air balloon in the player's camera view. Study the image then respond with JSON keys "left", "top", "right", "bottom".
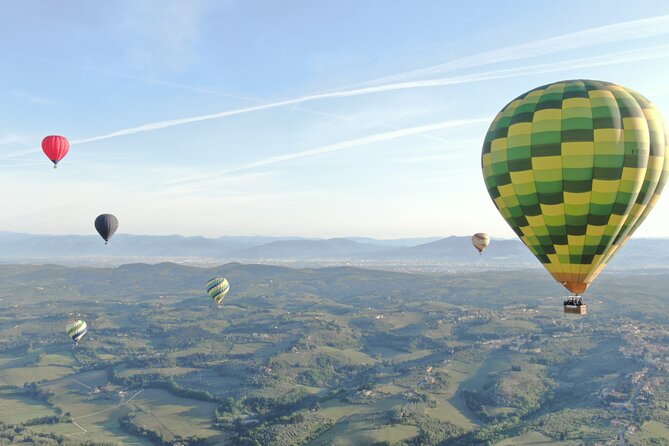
{"left": 41, "top": 135, "right": 70, "bottom": 168}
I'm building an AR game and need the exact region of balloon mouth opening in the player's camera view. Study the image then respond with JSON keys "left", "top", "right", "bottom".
{"left": 562, "top": 281, "right": 589, "bottom": 295}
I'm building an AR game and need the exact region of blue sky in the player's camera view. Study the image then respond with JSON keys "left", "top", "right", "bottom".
{"left": 2, "top": 1, "right": 669, "bottom": 238}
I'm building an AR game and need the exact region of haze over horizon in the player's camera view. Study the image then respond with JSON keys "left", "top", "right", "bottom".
{"left": 3, "top": 1, "right": 669, "bottom": 239}
{"left": 3, "top": 230, "right": 669, "bottom": 241}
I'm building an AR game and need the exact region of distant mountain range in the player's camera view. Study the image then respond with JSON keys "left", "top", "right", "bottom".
{"left": 0, "top": 233, "right": 436, "bottom": 259}
{"left": 0, "top": 232, "right": 666, "bottom": 269}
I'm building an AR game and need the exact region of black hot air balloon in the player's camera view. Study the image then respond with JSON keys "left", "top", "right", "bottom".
{"left": 95, "top": 214, "right": 118, "bottom": 245}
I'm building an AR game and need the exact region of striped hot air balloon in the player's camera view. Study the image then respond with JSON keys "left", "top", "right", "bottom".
{"left": 42, "top": 135, "right": 70, "bottom": 168}
{"left": 482, "top": 79, "right": 669, "bottom": 296}
{"left": 472, "top": 233, "right": 490, "bottom": 254}
{"left": 66, "top": 319, "right": 87, "bottom": 344}
{"left": 206, "top": 277, "right": 230, "bottom": 307}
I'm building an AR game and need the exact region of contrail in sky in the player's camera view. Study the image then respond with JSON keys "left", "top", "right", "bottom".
{"left": 3, "top": 16, "right": 669, "bottom": 162}
{"left": 165, "top": 117, "right": 491, "bottom": 187}
{"left": 70, "top": 43, "right": 669, "bottom": 146}
{"left": 353, "top": 14, "right": 669, "bottom": 86}
{"left": 3, "top": 43, "right": 667, "bottom": 163}
{"left": 0, "top": 50, "right": 257, "bottom": 103}
{"left": 9, "top": 15, "right": 666, "bottom": 100}
{"left": 0, "top": 52, "right": 454, "bottom": 157}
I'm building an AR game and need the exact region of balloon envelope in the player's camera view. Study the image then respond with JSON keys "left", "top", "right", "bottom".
{"left": 206, "top": 277, "right": 229, "bottom": 306}
{"left": 472, "top": 233, "right": 490, "bottom": 253}
{"left": 41, "top": 135, "right": 70, "bottom": 168}
{"left": 482, "top": 79, "right": 669, "bottom": 295}
{"left": 66, "top": 319, "right": 87, "bottom": 344}
{"left": 94, "top": 214, "right": 118, "bottom": 244}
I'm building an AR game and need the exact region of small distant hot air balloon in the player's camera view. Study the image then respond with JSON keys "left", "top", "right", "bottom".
{"left": 472, "top": 233, "right": 490, "bottom": 254}
{"left": 206, "top": 277, "right": 229, "bottom": 308}
{"left": 66, "top": 319, "right": 87, "bottom": 345}
{"left": 41, "top": 135, "right": 70, "bottom": 168}
{"left": 94, "top": 214, "right": 118, "bottom": 244}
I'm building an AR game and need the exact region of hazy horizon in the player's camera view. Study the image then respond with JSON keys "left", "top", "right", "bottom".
{"left": 3, "top": 230, "right": 669, "bottom": 241}
{"left": 0, "top": 230, "right": 508, "bottom": 240}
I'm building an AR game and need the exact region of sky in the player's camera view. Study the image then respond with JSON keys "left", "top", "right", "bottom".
{"left": 2, "top": 0, "right": 669, "bottom": 238}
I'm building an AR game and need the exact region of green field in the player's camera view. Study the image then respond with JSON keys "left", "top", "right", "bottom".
{"left": 0, "top": 394, "right": 56, "bottom": 424}
{"left": 642, "top": 421, "right": 669, "bottom": 441}
{"left": 0, "top": 364, "right": 72, "bottom": 386}
{"left": 36, "top": 371, "right": 228, "bottom": 444}
{"left": 116, "top": 365, "right": 197, "bottom": 378}
{"left": 0, "top": 263, "right": 668, "bottom": 445}
{"left": 0, "top": 352, "right": 40, "bottom": 369}
{"left": 127, "top": 388, "right": 226, "bottom": 442}
{"left": 307, "top": 420, "right": 419, "bottom": 446}
{"left": 312, "top": 394, "right": 419, "bottom": 445}
{"left": 424, "top": 361, "right": 481, "bottom": 430}
{"left": 495, "top": 430, "right": 579, "bottom": 445}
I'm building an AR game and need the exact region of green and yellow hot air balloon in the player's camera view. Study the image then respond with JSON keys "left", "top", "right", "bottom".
{"left": 482, "top": 79, "right": 669, "bottom": 296}
{"left": 206, "top": 277, "right": 230, "bottom": 307}
{"left": 66, "top": 319, "right": 87, "bottom": 345}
